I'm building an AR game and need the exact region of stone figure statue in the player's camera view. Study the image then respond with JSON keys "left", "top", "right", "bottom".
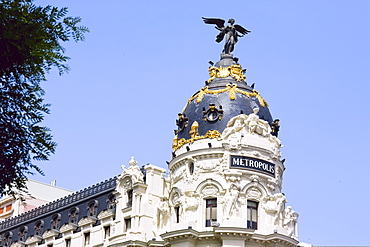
{"left": 262, "top": 193, "right": 287, "bottom": 226}
{"left": 126, "top": 156, "right": 144, "bottom": 184}
{"left": 221, "top": 114, "right": 248, "bottom": 140}
{"left": 224, "top": 184, "right": 241, "bottom": 218}
{"left": 283, "top": 206, "right": 299, "bottom": 238}
{"left": 157, "top": 198, "right": 170, "bottom": 229}
{"left": 274, "top": 193, "right": 287, "bottom": 226}
{"left": 202, "top": 17, "right": 251, "bottom": 54}
{"left": 245, "top": 108, "right": 270, "bottom": 136}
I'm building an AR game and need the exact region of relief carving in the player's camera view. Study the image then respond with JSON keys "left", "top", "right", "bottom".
{"left": 262, "top": 193, "right": 287, "bottom": 226}
{"left": 221, "top": 109, "right": 274, "bottom": 142}
{"left": 283, "top": 206, "right": 299, "bottom": 238}
{"left": 246, "top": 187, "right": 262, "bottom": 200}
{"left": 201, "top": 185, "right": 219, "bottom": 197}
{"left": 157, "top": 198, "right": 170, "bottom": 229}
{"left": 223, "top": 184, "right": 242, "bottom": 218}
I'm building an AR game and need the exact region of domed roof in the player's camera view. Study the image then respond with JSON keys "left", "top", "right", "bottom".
{"left": 173, "top": 54, "right": 273, "bottom": 150}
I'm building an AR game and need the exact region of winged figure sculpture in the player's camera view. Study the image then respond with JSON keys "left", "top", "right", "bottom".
{"left": 202, "top": 17, "right": 251, "bottom": 55}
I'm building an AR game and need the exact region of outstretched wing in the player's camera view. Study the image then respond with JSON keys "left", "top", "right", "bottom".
{"left": 235, "top": 24, "right": 251, "bottom": 35}
{"left": 202, "top": 17, "right": 225, "bottom": 28}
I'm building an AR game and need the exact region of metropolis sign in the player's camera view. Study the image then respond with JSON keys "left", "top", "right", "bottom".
{"left": 230, "top": 155, "right": 275, "bottom": 176}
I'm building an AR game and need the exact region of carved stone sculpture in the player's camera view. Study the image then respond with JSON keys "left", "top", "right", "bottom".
{"left": 157, "top": 198, "right": 170, "bottom": 229}
{"left": 245, "top": 108, "right": 270, "bottom": 136}
{"left": 224, "top": 184, "right": 241, "bottom": 218}
{"left": 126, "top": 156, "right": 144, "bottom": 184}
{"left": 202, "top": 17, "right": 251, "bottom": 54}
{"left": 283, "top": 206, "right": 299, "bottom": 238}
{"left": 262, "top": 193, "right": 287, "bottom": 226}
{"left": 221, "top": 114, "right": 248, "bottom": 140}
{"left": 221, "top": 110, "right": 273, "bottom": 142}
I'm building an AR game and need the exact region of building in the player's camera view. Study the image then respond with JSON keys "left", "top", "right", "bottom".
{"left": 0, "top": 180, "right": 73, "bottom": 222}
{"left": 0, "top": 33, "right": 304, "bottom": 247}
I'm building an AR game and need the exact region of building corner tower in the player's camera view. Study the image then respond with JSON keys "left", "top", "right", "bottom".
{"left": 163, "top": 51, "right": 299, "bottom": 247}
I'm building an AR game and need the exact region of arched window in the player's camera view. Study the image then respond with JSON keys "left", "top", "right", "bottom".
{"left": 68, "top": 207, "right": 79, "bottom": 224}
{"left": 188, "top": 161, "right": 194, "bottom": 175}
{"left": 34, "top": 220, "right": 44, "bottom": 236}
{"left": 174, "top": 206, "right": 180, "bottom": 223}
{"left": 51, "top": 213, "right": 61, "bottom": 230}
{"left": 3, "top": 231, "right": 13, "bottom": 247}
{"left": 87, "top": 200, "right": 98, "bottom": 217}
{"left": 18, "top": 226, "right": 28, "bottom": 242}
{"left": 106, "top": 194, "right": 116, "bottom": 211}
{"left": 127, "top": 190, "right": 133, "bottom": 208}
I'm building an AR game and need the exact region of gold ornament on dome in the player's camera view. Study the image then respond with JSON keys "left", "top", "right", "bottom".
{"left": 207, "top": 64, "right": 246, "bottom": 84}
{"left": 172, "top": 128, "right": 221, "bottom": 151}
{"left": 182, "top": 83, "right": 268, "bottom": 113}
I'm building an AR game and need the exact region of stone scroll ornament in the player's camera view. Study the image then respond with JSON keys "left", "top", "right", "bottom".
{"left": 202, "top": 17, "right": 251, "bottom": 55}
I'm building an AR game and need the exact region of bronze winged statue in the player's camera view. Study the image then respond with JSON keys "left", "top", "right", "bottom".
{"left": 202, "top": 17, "right": 251, "bottom": 55}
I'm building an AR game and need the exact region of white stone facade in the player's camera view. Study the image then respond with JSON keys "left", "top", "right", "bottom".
{"left": 1, "top": 113, "right": 302, "bottom": 247}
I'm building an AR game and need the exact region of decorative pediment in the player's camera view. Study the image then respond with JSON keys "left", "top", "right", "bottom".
{"left": 98, "top": 209, "right": 115, "bottom": 220}
{"left": 42, "top": 229, "right": 60, "bottom": 239}
{"left": 78, "top": 216, "right": 97, "bottom": 227}
{"left": 60, "top": 223, "right": 78, "bottom": 233}
{"left": 25, "top": 235, "right": 43, "bottom": 245}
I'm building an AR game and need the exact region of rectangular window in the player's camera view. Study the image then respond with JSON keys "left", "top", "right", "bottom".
{"left": 205, "top": 198, "right": 217, "bottom": 227}
{"left": 5, "top": 205, "right": 12, "bottom": 211}
{"left": 65, "top": 238, "right": 71, "bottom": 247}
{"left": 0, "top": 207, "right": 3, "bottom": 214}
{"left": 175, "top": 206, "right": 180, "bottom": 223}
{"left": 247, "top": 200, "right": 258, "bottom": 229}
{"left": 104, "top": 226, "right": 110, "bottom": 239}
{"left": 127, "top": 190, "right": 133, "bottom": 208}
{"left": 124, "top": 218, "right": 131, "bottom": 231}
{"left": 84, "top": 232, "right": 90, "bottom": 246}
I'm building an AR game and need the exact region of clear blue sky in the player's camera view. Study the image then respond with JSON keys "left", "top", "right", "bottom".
{"left": 32, "top": 0, "right": 370, "bottom": 245}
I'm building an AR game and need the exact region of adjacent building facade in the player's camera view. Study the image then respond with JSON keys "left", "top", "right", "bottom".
{"left": 0, "top": 52, "right": 301, "bottom": 247}
{"left": 0, "top": 180, "right": 73, "bottom": 222}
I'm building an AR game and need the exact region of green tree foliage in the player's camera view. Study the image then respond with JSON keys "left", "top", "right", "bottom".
{"left": 0, "top": 0, "right": 88, "bottom": 196}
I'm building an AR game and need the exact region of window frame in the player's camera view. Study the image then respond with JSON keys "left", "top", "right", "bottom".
{"left": 83, "top": 232, "right": 90, "bottom": 246}
{"left": 124, "top": 218, "right": 131, "bottom": 232}
{"left": 247, "top": 200, "right": 258, "bottom": 230}
{"left": 127, "top": 190, "right": 133, "bottom": 208}
{"left": 205, "top": 198, "right": 217, "bottom": 227}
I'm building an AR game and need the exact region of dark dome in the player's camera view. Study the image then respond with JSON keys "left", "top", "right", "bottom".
{"left": 175, "top": 54, "right": 273, "bottom": 141}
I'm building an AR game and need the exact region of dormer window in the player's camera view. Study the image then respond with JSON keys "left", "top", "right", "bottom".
{"left": 3, "top": 231, "right": 13, "bottom": 247}
{"left": 18, "top": 226, "right": 28, "bottom": 242}
{"left": 51, "top": 214, "right": 61, "bottom": 230}
{"left": 69, "top": 207, "right": 79, "bottom": 224}
{"left": 87, "top": 200, "right": 98, "bottom": 217}
{"left": 107, "top": 194, "right": 116, "bottom": 211}
{"left": 34, "top": 220, "right": 44, "bottom": 236}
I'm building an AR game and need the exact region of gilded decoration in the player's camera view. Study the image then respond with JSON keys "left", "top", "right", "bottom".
{"left": 207, "top": 64, "right": 246, "bottom": 84}
{"left": 182, "top": 83, "right": 268, "bottom": 113}
{"left": 172, "top": 129, "right": 221, "bottom": 151}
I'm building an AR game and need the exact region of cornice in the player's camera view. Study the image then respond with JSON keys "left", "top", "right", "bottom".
{"left": 161, "top": 227, "right": 298, "bottom": 247}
